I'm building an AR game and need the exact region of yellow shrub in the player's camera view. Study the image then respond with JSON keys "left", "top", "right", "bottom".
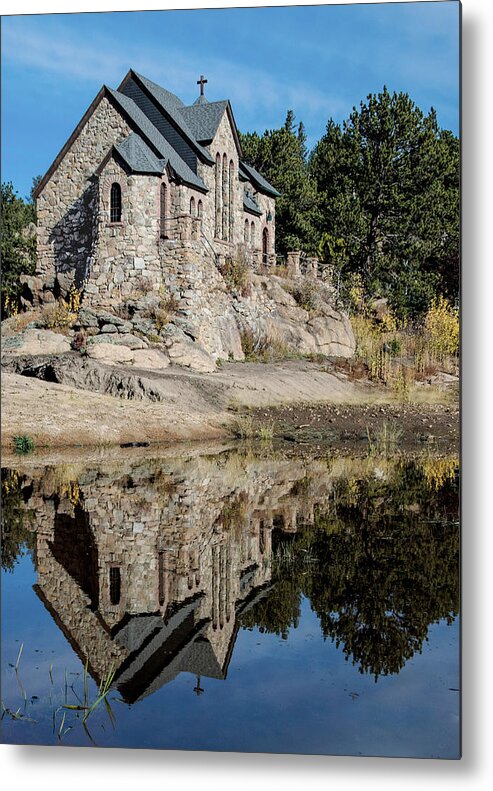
{"left": 40, "top": 300, "right": 76, "bottom": 329}
{"left": 3, "top": 295, "right": 19, "bottom": 317}
{"left": 67, "top": 285, "right": 82, "bottom": 313}
{"left": 348, "top": 273, "right": 366, "bottom": 314}
{"left": 421, "top": 457, "right": 458, "bottom": 491}
{"left": 424, "top": 297, "right": 459, "bottom": 360}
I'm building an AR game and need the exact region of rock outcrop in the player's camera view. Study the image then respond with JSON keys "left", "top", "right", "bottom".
{"left": 9, "top": 254, "right": 355, "bottom": 374}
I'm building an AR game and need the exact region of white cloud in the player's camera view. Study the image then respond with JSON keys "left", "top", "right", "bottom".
{"left": 1, "top": 18, "right": 345, "bottom": 130}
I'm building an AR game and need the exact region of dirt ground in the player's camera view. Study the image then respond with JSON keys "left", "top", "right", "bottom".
{"left": 247, "top": 401, "right": 459, "bottom": 456}
{"left": 1, "top": 357, "right": 458, "bottom": 451}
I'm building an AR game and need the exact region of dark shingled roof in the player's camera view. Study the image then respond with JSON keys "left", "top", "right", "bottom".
{"left": 131, "top": 71, "right": 214, "bottom": 165}
{"left": 239, "top": 161, "right": 281, "bottom": 198}
{"left": 132, "top": 72, "right": 184, "bottom": 109}
{"left": 106, "top": 87, "right": 207, "bottom": 192}
{"left": 115, "top": 132, "right": 165, "bottom": 174}
{"left": 243, "top": 189, "right": 263, "bottom": 216}
{"left": 179, "top": 100, "right": 228, "bottom": 143}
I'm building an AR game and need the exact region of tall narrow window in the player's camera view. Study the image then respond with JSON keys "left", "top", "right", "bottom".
{"left": 158, "top": 551, "right": 167, "bottom": 607}
{"left": 110, "top": 183, "right": 122, "bottom": 223}
{"left": 228, "top": 160, "right": 234, "bottom": 241}
{"left": 197, "top": 200, "right": 203, "bottom": 219}
{"left": 160, "top": 183, "right": 167, "bottom": 239}
{"left": 244, "top": 219, "right": 249, "bottom": 244}
{"left": 222, "top": 154, "right": 228, "bottom": 240}
{"left": 190, "top": 196, "right": 195, "bottom": 216}
{"left": 251, "top": 221, "right": 255, "bottom": 247}
{"left": 109, "top": 567, "right": 121, "bottom": 605}
{"left": 262, "top": 227, "right": 269, "bottom": 265}
{"left": 215, "top": 154, "right": 221, "bottom": 237}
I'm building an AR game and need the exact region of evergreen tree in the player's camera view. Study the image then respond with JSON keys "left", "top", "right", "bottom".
{"left": 310, "top": 88, "right": 459, "bottom": 318}
{"left": 1, "top": 179, "right": 38, "bottom": 315}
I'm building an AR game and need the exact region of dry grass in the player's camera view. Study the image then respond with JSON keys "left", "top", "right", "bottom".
{"left": 142, "top": 292, "right": 180, "bottom": 331}
{"left": 229, "top": 414, "right": 275, "bottom": 441}
{"left": 13, "top": 309, "right": 40, "bottom": 332}
{"left": 351, "top": 301, "right": 459, "bottom": 404}
{"left": 367, "top": 420, "right": 404, "bottom": 454}
{"left": 38, "top": 301, "right": 76, "bottom": 332}
{"left": 219, "top": 252, "right": 251, "bottom": 296}
{"left": 239, "top": 325, "right": 293, "bottom": 363}
{"left": 292, "top": 280, "right": 318, "bottom": 311}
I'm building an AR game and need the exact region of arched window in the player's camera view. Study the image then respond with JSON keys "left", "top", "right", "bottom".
{"left": 244, "top": 219, "right": 249, "bottom": 244}
{"left": 262, "top": 227, "right": 269, "bottom": 265}
{"left": 190, "top": 196, "right": 195, "bottom": 216}
{"left": 229, "top": 160, "right": 234, "bottom": 241}
{"left": 197, "top": 199, "right": 203, "bottom": 219}
{"left": 215, "top": 154, "right": 221, "bottom": 237}
{"left": 110, "top": 183, "right": 122, "bottom": 223}
{"left": 250, "top": 221, "right": 255, "bottom": 247}
{"left": 109, "top": 567, "right": 121, "bottom": 605}
{"left": 160, "top": 183, "right": 167, "bottom": 238}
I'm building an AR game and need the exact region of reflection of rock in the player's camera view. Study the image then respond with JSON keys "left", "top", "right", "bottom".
{"left": 15, "top": 452, "right": 332, "bottom": 701}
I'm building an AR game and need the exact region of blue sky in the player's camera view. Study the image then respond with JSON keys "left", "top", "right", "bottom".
{"left": 1, "top": 2, "right": 460, "bottom": 199}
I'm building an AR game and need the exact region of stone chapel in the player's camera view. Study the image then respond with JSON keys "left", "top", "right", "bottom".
{"left": 32, "top": 69, "right": 280, "bottom": 305}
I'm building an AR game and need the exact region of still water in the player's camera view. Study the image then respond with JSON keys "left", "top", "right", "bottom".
{"left": 1, "top": 446, "right": 460, "bottom": 757}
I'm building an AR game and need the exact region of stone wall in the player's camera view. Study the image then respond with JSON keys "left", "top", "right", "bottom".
{"left": 36, "top": 95, "right": 132, "bottom": 285}
{"left": 88, "top": 156, "right": 162, "bottom": 305}
{"left": 158, "top": 234, "right": 245, "bottom": 360}
{"left": 197, "top": 110, "right": 241, "bottom": 252}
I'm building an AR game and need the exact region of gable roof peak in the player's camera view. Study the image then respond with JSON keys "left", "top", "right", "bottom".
{"left": 129, "top": 70, "right": 184, "bottom": 108}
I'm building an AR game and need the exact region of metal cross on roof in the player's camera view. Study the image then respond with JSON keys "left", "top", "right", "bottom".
{"left": 193, "top": 673, "right": 204, "bottom": 695}
{"left": 197, "top": 75, "right": 208, "bottom": 96}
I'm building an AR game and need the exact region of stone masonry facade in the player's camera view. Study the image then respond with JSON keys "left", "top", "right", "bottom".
{"left": 31, "top": 72, "right": 279, "bottom": 310}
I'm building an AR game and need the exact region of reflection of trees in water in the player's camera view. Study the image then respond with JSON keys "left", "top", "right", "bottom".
{"left": 1, "top": 456, "right": 459, "bottom": 681}
{"left": 241, "top": 460, "right": 459, "bottom": 679}
{"left": 1, "top": 470, "right": 35, "bottom": 572}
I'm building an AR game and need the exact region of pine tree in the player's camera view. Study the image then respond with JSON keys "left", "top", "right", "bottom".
{"left": 1, "top": 180, "right": 38, "bottom": 315}
{"left": 310, "top": 88, "right": 459, "bottom": 317}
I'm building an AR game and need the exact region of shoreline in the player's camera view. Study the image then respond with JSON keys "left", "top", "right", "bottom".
{"left": 2, "top": 358, "right": 458, "bottom": 453}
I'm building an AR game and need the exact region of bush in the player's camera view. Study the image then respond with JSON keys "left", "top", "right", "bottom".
{"left": 291, "top": 280, "right": 317, "bottom": 311}
{"left": 424, "top": 296, "right": 459, "bottom": 360}
{"left": 143, "top": 291, "right": 179, "bottom": 331}
{"left": 39, "top": 300, "right": 76, "bottom": 330}
{"left": 239, "top": 327, "right": 256, "bottom": 359}
{"left": 13, "top": 435, "right": 35, "bottom": 454}
{"left": 220, "top": 253, "right": 250, "bottom": 295}
{"left": 386, "top": 338, "right": 401, "bottom": 356}
{"left": 239, "top": 326, "right": 292, "bottom": 362}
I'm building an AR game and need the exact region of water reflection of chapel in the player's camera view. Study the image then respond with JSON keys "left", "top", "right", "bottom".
{"left": 22, "top": 454, "right": 323, "bottom": 702}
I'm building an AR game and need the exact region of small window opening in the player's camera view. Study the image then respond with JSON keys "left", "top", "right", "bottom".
{"left": 110, "top": 183, "right": 122, "bottom": 223}
{"left": 109, "top": 567, "right": 121, "bottom": 605}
